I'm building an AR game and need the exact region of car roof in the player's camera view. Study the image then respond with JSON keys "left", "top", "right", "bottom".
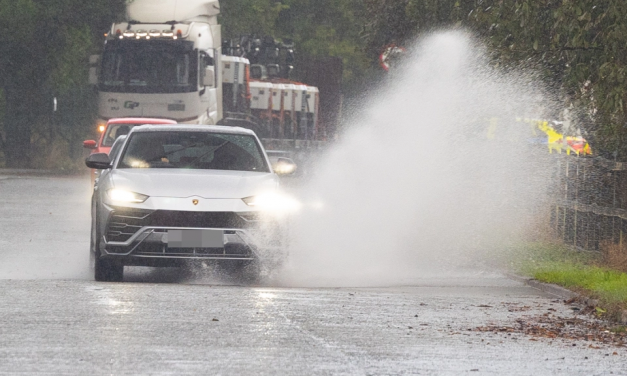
{"left": 129, "top": 124, "right": 257, "bottom": 136}
{"left": 107, "top": 118, "right": 177, "bottom": 125}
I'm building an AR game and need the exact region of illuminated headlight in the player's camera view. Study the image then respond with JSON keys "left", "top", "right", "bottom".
{"left": 149, "top": 30, "right": 161, "bottom": 37}
{"left": 242, "top": 192, "right": 301, "bottom": 213}
{"left": 122, "top": 31, "right": 135, "bottom": 38}
{"left": 107, "top": 189, "right": 149, "bottom": 203}
{"left": 274, "top": 161, "right": 297, "bottom": 175}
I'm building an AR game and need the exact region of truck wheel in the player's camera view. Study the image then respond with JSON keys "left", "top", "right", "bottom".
{"left": 95, "top": 257, "right": 124, "bottom": 282}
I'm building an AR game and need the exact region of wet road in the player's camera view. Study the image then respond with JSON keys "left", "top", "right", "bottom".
{"left": 0, "top": 173, "right": 625, "bottom": 375}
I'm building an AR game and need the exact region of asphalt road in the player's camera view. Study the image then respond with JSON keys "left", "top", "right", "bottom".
{"left": 0, "top": 173, "right": 625, "bottom": 375}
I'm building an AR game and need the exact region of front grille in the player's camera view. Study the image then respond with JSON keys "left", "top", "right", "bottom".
{"left": 106, "top": 207, "right": 255, "bottom": 243}
{"left": 148, "top": 211, "right": 248, "bottom": 228}
{"left": 131, "top": 242, "right": 252, "bottom": 258}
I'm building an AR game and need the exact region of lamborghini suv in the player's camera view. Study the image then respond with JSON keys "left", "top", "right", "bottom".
{"left": 86, "top": 124, "right": 297, "bottom": 282}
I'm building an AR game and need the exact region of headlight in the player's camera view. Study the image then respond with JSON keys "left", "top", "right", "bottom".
{"left": 242, "top": 192, "right": 301, "bottom": 213}
{"left": 107, "top": 189, "right": 149, "bottom": 203}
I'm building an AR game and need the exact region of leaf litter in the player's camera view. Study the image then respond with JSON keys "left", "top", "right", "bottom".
{"left": 470, "top": 300, "right": 627, "bottom": 348}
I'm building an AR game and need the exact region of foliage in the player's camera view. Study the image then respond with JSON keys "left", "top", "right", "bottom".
{"left": 220, "top": 0, "right": 287, "bottom": 38}
{"left": 0, "top": 0, "right": 125, "bottom": 168}
{"left": 221, "top": 0, "right": 370, "bottom": 91}
{"left": 467, "top": 1, "right": 627, "bottom": 158}
{"left": 2, "top": 0, "right": 627, "bottom": 166}
{"left": 361, "top": 0, "right": 627, "bottom": 158}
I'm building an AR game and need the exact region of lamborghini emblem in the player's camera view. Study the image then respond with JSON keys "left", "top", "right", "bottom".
{"left": 192, "top": 199, "right": 199, "bottom": 206}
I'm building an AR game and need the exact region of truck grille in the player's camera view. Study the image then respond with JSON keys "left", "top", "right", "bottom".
{"left": 106, "top": 207, "right": 255, "bottom": 243}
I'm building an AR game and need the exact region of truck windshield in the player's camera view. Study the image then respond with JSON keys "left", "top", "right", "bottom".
{"left": 100, "top": 40, "right": 198, "bottom": 94}
{"left": 118, "top": 131, "right": 270, "bottom": 172}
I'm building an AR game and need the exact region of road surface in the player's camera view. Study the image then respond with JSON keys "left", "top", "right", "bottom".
{"left": 0, "top": 173, "right": 624, "bottom": 375}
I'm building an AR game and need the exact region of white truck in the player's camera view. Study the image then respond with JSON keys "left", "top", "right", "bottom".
{"left": 90, "top": 0, "right": 323, "bottom": 151}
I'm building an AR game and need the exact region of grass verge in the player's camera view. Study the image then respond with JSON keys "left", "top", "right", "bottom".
{"left": 510, "top": 242, "right": 627, "bottom": 322}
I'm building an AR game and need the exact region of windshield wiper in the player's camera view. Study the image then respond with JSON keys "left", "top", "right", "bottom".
{"left": 189, "top": 141, "right": 230, "bottom": 166}
{"left": 147, "top": 143, "right": 202, "bottom": 161}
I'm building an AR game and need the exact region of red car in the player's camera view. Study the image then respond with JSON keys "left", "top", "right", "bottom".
{"left": 83, "top": 118, "right": 177, "bottom": 183}
{"left": 83, "top": 118, "right": 177, "bottom": 156}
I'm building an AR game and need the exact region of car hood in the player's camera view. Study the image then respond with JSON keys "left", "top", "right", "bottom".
{"left": 109, "top": 169, "right": 278, "bottom": 199}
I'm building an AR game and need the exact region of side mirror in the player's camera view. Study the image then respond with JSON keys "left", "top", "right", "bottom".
{"left": 83, "top": 140, "right": 97, "bottom": 150}
{"left": 272, "top": 157, "right": 297, "bottom": 176}
{"left": 203, "top": 67, "right": 215, "bottom": 87}
{"left": 85, "top": 153, "right": 112, "bottom": 170}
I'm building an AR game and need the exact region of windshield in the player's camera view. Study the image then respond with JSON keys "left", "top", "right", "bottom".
{"left": 102, "top": 123, "right": 136, "bottom": 147}
{"left": 118, "top": 131, "right": 269, "bottom": 172}
{"left": 100, "top": 40, "right": 198, "bottom": 94}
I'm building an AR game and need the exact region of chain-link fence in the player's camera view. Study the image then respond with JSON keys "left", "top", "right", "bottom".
{"left": 551, "top": 155, "right": 627, "bottom": 251}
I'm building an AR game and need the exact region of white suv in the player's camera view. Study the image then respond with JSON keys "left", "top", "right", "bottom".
{"left": 86, "top": 125, "right": 297, "bottom": 282}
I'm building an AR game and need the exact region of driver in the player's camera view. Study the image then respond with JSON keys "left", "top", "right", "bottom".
{"left": 115, "top": 125, "right": 131, "bottom": 139}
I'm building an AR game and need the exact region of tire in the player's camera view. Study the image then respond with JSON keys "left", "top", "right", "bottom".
{"left": 233, "top": 259, "right": 262, "bottom": 285}
{"left": 92, "top": 199, "right": 124, "bottom": 282}
{"left": 95, "top": 256, "right": 124, "bottom": 282}
{"left": 89, "top": 205, "right": 97, "bottom": 270}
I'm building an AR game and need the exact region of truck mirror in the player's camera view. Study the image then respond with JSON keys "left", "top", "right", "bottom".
{"left": 85, "top": 153, "right": 112, "bottom": 170}
{"left": 203, "top": 67, "right": 215, "bottom": 87}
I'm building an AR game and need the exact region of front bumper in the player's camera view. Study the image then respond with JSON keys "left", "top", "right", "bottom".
{"left": 102, "top": 226, "right": 261, "bottom": 260}
{"left": 98, "top": 204, "right": 282, "bottom": 262}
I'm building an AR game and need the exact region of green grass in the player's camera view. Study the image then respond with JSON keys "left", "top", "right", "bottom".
{"left": 612, "top": 326, "right": 627, "bottom": 334}
{"left": 534, "top": 264, "right": 627, "bottom": 305}
{"left": 502, "top": 241, "right": 598, "bottom": 275}
{"left": 509, "top": 242, "right": 627, "bottom": 319}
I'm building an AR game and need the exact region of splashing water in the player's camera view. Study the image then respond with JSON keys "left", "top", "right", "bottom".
{"left": 277, "top": 31, "right": 554, "bottom": 287}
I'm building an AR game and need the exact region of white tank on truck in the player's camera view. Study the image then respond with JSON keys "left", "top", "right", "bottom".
{"left": 92, "top": 0, "right": 222, "bottom": 125}
{"left": 127, "top": 0, "right": 220, "bottom": 23}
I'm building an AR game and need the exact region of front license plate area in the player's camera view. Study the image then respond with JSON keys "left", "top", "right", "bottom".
{"left": 167, "top": 229, "right": 224, "bottom": 249}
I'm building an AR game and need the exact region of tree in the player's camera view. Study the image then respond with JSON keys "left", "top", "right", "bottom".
{"left": 468, "top": 0, "right": 627, "bottom": 158}
{"left": 0, "top": 0, "right": 124, "bottom": 168}
{"left": 221, "top": 0, "right": 369, "bottom": 93}
{"left": 361, "top": 0, "right": 627, "bottom": 158}
{"left": 278, "top": 0, "right": 369, "bottom": 88}
{"left": 220, "top": 0, "right": 287, "bottom": 38}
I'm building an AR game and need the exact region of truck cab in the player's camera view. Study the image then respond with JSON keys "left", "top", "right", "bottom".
{"left": 93, "top": 0, "right": 222, "bottom": 126}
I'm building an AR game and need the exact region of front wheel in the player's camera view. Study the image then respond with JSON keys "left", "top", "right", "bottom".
{"left": 90, "top": 196, "right": 100, "bottom": 270}
{"left": 89, "top": 215, "right": 97, "bottom": 270}
{"left": 232, "top": 259, "right": 262, "bottom": 285}
{"left": 95, "top": 256, "right": 124, "bottom": 282}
